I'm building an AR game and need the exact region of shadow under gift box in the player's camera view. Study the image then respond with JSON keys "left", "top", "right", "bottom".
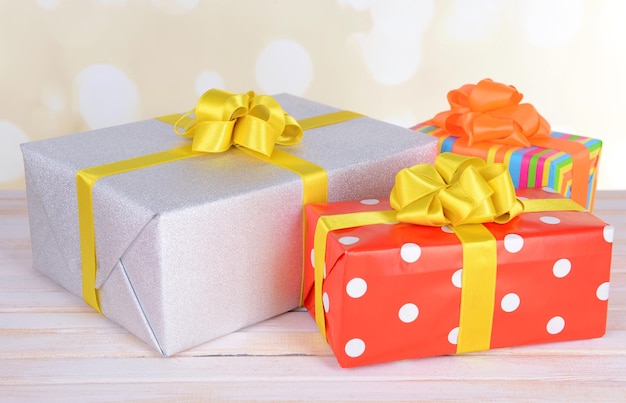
{"left": 303, "top": 188, "right": 613, "bottom": 368}
{"left": 20, "top": 93, "right": 438, "bottom": 356}
{"left": 412, "top": 122, "right": 602, "bottom": 211}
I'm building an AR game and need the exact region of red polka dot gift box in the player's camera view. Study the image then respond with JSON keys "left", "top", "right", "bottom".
{"left": 412, "top": 79, "right": 602, "bottom": 211}
{"left": 302, "top": 153, "right": 613, "bottom": 368}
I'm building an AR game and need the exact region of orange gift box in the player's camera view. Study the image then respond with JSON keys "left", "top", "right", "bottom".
{"left": 412, "top": 79, "right": 602, "bottom": 210}
{"left": 302, "top": 186, "right": 613, "bottom": 368}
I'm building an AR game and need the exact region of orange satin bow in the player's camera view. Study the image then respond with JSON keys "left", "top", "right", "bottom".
{"left": 432, "top": 79, "right": 551, "bottom": 147}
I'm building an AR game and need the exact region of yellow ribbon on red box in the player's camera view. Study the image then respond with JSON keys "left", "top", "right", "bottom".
{"left": 312, "top": 153, "right": 584, "bottom": 353}
{"left": 76, "top": 89, "right": 363, "bottom": 313}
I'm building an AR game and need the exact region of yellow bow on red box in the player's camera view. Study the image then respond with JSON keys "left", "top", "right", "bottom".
{"left": 312, "top": 153, "right": 583, "bottom": 352}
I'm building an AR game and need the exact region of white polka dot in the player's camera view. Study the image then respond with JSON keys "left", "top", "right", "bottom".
{"left": 540, "top": 216, "right": 561, "bottom": 225}
{"left": 339, "top": 236, "right": 360, "bottom": 246}
{"left": 345, "top": 338, "right": 366, "bottom": 358}
{"left": 310, "top": 248, "right": 327, "bottom": 278}
{"left": 596, "top": 282, "right": 610, "bottom": 301}
{"left": 76, "top": 64, "right": 140, "bottom": 129}
{"left": 398, "top": 303, "right": 419, "bottom": 323}
{"left": 501, "top": 293, "right": 520, "bottom": 312}
{"left": 400, "top": 243, "right": 421, "bottom": 263}
{"left": 451, "top": 269, "right": 463, "bottom": 288}
{"left": 322, "top": 292, "right": 330, "bottom": 313}
{"left": 518, "top": 196, "right": 529, "bottom": 200}
{"left": 194, "top": 70, "right": 225, "bottom": 97}
{"left": 360, "top": 199, "right": 380, "bottom": 205}
{"left": 255, "top": 39, "right": 313, "bottom": 95}
{"left": 346, "top": 278, "right": 367, "bottom": 298}
{"left": 445, "top": 0, "right": 501, "bottom": 42}
{"left": 542, "top": 186, "right": 558, "bottom": 193}
{"left": 603, "top": 226, "right": 614, "bottom": 243}
{"left": 546, "top": 316, "right": 565, "bottom": 335}
{"left": 448, "top": 327, "right": 459, "bottom": 345}
{"left": 37, "top": 0, "right": 60, "bottom": 9}
{"left": 552, "top": 258, "right": 571, "bottom": 278}
{"left": 441, "top": 225, "right": 454, "bottom": 233}
{"left": 0, "top": 121, "right": 29, "bottom": 182}
{"left": 504, "top": 234, "right": 524, "bottom": 253}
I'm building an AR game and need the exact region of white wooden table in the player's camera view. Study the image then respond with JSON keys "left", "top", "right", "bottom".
{"left": 1, "top": 189, "right": 625, "bottom": 402}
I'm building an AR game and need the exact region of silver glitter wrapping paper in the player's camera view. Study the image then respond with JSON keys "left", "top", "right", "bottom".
{"left": 21, "top": 93, "right": 438, "bottom": 356}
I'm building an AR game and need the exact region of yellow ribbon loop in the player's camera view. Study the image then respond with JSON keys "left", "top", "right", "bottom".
{"left": 173, "top": 89, "right": 303, "bottom": 158}
{"left": 390, "top": 153, "right": 525, "bottom": 227}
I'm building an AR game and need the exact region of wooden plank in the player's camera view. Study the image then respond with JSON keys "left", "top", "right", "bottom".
{"left": 1, "top": 329, "right": 626, "bottom": 360}
{"left": 0, "top": 313, "right": 125, "bottom": 332}
{"left": 0, "top": 273, "right": 62, "bottom": 291}
{"left": 0, "top": 310, "right": 317, "bottom": 332}
{"left": 0, "top": 331, "right": 332, "bottom": 359}
{"left": 2, "top": 355, "right": 626, "bottom": 384}
{"left": 3, "top": 380, "right": 626, "bottom": 402}
{"left": 0, "top": 291, "right": 89, "bottom": 312}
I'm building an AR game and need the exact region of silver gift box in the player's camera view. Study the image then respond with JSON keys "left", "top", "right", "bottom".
{"left": 21, "top": 93, "right": 437, "bottom": 356}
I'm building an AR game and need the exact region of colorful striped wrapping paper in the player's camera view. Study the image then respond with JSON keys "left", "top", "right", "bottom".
{"left": 411, "top": 122, "right": 602, "bottom": 211}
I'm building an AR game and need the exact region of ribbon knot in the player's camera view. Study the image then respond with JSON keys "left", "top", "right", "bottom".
{"left": 390, "top": 153, "right": 524, "bottom": 226}
{"left": 174, "top": 89, "right": 303, "bottom": 158}
{"left": 432, "top": 78, "right": 551, "bottom": 147}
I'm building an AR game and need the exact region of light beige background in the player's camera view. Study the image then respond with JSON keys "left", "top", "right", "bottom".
{"left": 1, "top": 0, "right": 624, "bottom": 190}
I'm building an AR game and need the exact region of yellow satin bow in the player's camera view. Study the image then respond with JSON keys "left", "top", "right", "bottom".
{"left": 390, "top": 153, "right": 525, "bottom": 227}
{"left": 174, "top": 89, "right": 303, "bottom": 158}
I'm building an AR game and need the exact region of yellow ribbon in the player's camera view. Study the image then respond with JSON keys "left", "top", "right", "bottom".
{"left": 76, "top": 147, "right": 203, "bottom": 313}
{"left": 312, "top": 153, "right": 583, "bottom": 351}
{"left": 173, "top": 89, "right": 303, "bottom": 158}
{"left": 77, "top": 89, "right": 363, "bottom": 313}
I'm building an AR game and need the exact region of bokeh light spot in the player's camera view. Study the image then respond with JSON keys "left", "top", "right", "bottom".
{"left": 255, "top": 39, "right": 313, "bottom": 95}
{"left": 76, "top": 64, "right": 140, "bottom": 129}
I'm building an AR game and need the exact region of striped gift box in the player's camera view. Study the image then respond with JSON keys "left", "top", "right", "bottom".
{"left": 412, "top": 122, "right": 602, "bottom": 211}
